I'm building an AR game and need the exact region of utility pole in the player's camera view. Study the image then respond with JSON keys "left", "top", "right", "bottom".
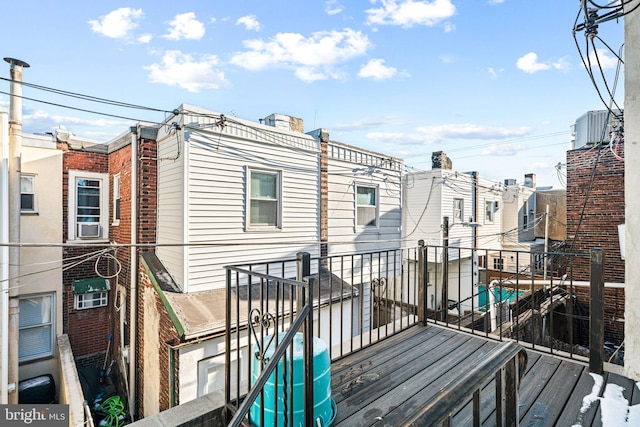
{"left": 4, "top": 57, "right": 29, "bottom": 404}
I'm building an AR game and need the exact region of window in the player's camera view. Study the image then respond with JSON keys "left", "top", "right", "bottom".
{"left": 248, "top": 169, "right": 281, "bottom": 228}
{"left": 523, "top": 200, "right": 534, "bottom": 230}
{"left": 113, "top": 174, "right": 121, "bottom": 224}
{"left": 493, "top": 258, "right": 504, "bottom": 270}
{"left": 356, "top": 185, "right": 378, "bottom": 227}
{"left": 485, "top": 200, "right": 495, "bottom": 223}
{"left": 20, "top": 175, "right": 36, "bottom": 213}
{"left": 19, "top": 294, "right": 55, "bottom": 362}
{"left": 68, "top": 171, "right": 108, "bottom": 240}
{"left": 73, "top": 277, "right": 110, "bottom": 310}
{"left": 75, "top": 292, "right": 108, "bottom": 310}
{"left": 453, "top": 198, "right": 464, "bottom": 223}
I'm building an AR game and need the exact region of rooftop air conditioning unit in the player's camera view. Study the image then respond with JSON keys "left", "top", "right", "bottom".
{"left": 78, "top": 223, "right": 101, "bottom": 239}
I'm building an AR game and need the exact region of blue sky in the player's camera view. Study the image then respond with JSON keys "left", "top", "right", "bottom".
{"left": 1, "top": 0, "right": 625, "bottom": 187}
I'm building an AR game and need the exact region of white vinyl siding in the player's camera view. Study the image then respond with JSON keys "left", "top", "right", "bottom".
{"left": 327, "top": 142, "right": 402, "bottom": 255}
{"left": 156, "top": 131, "right": 186, "bottom": 289}
{"left": 156, "top": 105, "right": 320, "bottom": 292}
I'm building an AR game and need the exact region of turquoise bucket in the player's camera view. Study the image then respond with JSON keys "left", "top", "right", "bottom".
{"left": 249, "top": 332, "right": 336, "bottom": 427}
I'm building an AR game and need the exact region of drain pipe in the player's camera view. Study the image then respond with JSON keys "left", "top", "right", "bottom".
{"left": 4, "top": 58, "right": 29, "bottom": 404}
{"left": 0, "top": 102, "right": 9, "bottom": 404}
{"left": 129, "top": 127, "right": 138, "bottom": 420}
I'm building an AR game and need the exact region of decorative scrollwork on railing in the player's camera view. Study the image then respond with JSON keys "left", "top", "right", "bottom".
{"left": 249, "top": 308, "right": 276, "bottom": 363}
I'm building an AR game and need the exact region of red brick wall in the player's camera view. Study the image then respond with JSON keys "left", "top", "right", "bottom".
{"left": 566, "top": 144, "right": 625, "bottom": 346}
{"left": 62, "top": 149, "right": 112, "bottom": 361}
{"left": 566, "top": 145, "right": 625, "bottom": 282}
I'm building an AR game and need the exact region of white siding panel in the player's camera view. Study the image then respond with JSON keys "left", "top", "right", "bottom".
{"left": 157, "top": 131, "right": 186, "bottom": 288}
{"left": 327, "top": 152, "right": 402, "bottom": 256}
{"left": 184, "top": 127, "right": 320, "bottom": 292}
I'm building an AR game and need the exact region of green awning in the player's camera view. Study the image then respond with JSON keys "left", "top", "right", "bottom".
{"left": 72, "top": 277, "right": 110, "bottom": 295}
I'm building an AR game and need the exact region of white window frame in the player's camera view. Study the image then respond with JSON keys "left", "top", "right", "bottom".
{"left": 19, "top": 293, "right": 55, "bottom": 362}
{"left": 75, "top": 291, "right": 109, "bottom": 310}
{"left": 113, "top": 173, "right": 121, "bottom": 225}
{"left": 20, "top": 174, "right": 37, "bottom": 213}
{"left": 356, "top": 184, "right": 379, "bottom": 228}
{"left": 247, "top": 168, "right": 282, "bottom": 230}
{"left": 68, "top": 170, "right": 109, "bottom": 241}
{"left": 453, "top": 198, "right": 464, "bottom": 223}
{"left": 485, "top": 200, "right": 495, "bottom": 224}
{"left": 493, "top": 257, "right": 504, "bottom": 270}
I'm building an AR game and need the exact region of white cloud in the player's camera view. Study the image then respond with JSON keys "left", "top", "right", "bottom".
{"left": 516, "top": 52, "right": 551, "bottom": 74}
{"left": 587, "top": 49, "right": 620, "bottom": 70}
{"left": 88, "top": 8, "right": 144, "bottom": 39}
{"left": 367, "top": 123, "right": 533, "bottom": 145}
{"left": 164, "top": 12, "right": 205, "bottom": 40}
{"left": 365, "top": 0, "right": 456, "bottom": 28}
{"left": 488, "top": 67, "right": 504, "bottom": 79}
{"left": 358, "top": 59, "right": 398, "bottom": 80}
{"left": 325, "top": 0, "right": 345, "bottom": 15}
{"left": 488, "top": 0, "right": 505, "bottom": 4}
{"left": 137, "top": 34, "right": 152, "bottom": 44}
{"left": 22, "top": 107, "right": 131, "bottom": 140}
{"left": 332, "top": 116, "right": 406, "bottom": 131}
{"left": 443, "top": 21, "right": 455, "bottom": 32}
{"left": 237, "top": 15, "right": 261, "bottom": 31}
{"left": 230, "top": 28, "right": 371, "bottom": 82}
{"left": 552, "top": 57, "right": 571, "bottom": 72}
{"left": 482, "top": 143, "right": 526, "bottom": 156}
{"left": 145, "top": 50, "right": 227, "bottom": 92}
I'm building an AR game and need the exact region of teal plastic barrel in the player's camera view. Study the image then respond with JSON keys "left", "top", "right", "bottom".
{"left": 249, "top": 332, "right": 336, "bottom": 427}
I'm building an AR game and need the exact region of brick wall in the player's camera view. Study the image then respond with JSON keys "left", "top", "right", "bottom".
{"left": 566, "top": 144, "right": 625, "bottom": 346}
{"left": 62, "top": 149, "right": 112, "bottom": 362}
{"left": 566, "top": 144, "right": 625, "bottom": 282}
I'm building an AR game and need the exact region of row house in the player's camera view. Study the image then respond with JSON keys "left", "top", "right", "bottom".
{"left": 0, "top": 104, "right": 403, "bottom": 416}
{"left": 402, "top": 151, "right": 503, "bottom": 315}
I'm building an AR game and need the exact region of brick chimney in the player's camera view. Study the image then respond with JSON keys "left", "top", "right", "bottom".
{"left": 432, "top": 151, "right": 452, "bottom": 170}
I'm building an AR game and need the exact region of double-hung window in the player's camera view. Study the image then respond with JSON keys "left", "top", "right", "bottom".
{"left": 20, "top": 174, "right": 37, "bottom": 213}
{"left": 248, "top": 169, "right": 281, "bottom": 228}
{"left": 19, "top": 293, "right": 55, "bottom": 362}
{"left": 485, "top": 200, "right": 495, "bottom": 224}
{"left": 453, "top": 198, "right": 464, "bottom": 223}
{"left": 69, "top": 171, "right": 108, "bottom": 240}
{"left": 356, "top": 185, "right": 378, "bottom": 227}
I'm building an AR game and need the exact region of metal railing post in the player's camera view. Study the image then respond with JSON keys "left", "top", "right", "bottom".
{"left": 296, "top": 252, "right": 314, "bottom": 426}
{"left": 418, "top": 240, "right": 427, "bottom": 325}
{"left": 590, "top": 248, "right": 605, "bottom": 374}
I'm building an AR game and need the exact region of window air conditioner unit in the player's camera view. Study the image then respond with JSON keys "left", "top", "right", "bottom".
{"left": 78, "top": 223, "right": 101, "bottom": 239}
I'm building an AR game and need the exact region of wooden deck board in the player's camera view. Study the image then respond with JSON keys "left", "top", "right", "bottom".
{"left": 329, "top": 324, "right": 635, "bottom": 427}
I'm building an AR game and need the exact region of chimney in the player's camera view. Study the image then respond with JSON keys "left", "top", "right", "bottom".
{"left": 262, "top": 113, "right": 304, "bottom": 133}
{"left": 524, "top": 173, "right": 536, "bottom": 189}
{"left": 431, "top": 151, "right": 452, "bottom": 170}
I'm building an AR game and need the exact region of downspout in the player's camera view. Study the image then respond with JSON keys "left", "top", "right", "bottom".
{"left": 5, "top": 58, "right": 29, "bottom": 404}
{"left": 1, "top": 107, "right": 9, "bottom": 403}
{"left": 129, "top": 127, "right": 138, "bottom": 420}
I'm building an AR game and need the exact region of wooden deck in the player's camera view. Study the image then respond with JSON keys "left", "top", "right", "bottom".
{"left": 330, "top": 324, "right": 638, "bottom": 426}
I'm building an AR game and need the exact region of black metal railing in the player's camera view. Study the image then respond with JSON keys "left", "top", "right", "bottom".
{"left": 416, "top": 242, "right": 617, "bottom": 368}
{"left": 224, "top": 253, "right": 315, "bottom": 427}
